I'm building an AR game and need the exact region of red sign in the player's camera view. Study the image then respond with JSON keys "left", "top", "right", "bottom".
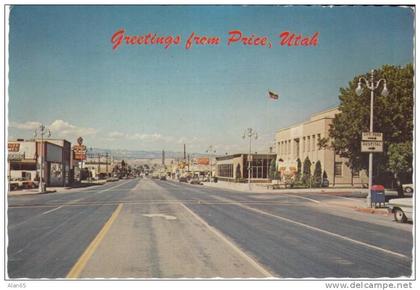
{"left": 73, "top": 144, "right": 87, "bottom": 161}
{"left": 196, "top": 157, "right": 209, "bottom": 165}
{"left": 8, "top": 143, "right": 20, "bottom": 152}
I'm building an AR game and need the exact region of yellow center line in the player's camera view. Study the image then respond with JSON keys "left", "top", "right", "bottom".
{"left": 66, "top": 203, "right": 124, "bottom": 278}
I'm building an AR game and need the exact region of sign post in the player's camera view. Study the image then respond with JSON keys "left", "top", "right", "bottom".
{"left": 361, "top": 133, "right": 383, "bottom": 153}
{"left": 73, "top": 137, "right": 87, "bottom": 181}
{"left": 361, "top": 132, "right": 384, "bottom": 207}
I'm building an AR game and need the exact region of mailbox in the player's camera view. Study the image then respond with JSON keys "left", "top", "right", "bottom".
{"left": 371, "top": 184, "right": 385, "bottom": 207}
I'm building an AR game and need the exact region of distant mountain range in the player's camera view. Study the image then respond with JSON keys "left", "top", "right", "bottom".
{"left": 90, "top": 148, "right": 208, "bottom": 160}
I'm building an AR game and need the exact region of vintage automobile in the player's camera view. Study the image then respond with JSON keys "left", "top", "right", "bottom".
{"left": 388, "top": 198, "right": 413, "bottom": 223}
{"left": 402, "top": 184, "right": 414, "bottom": 195}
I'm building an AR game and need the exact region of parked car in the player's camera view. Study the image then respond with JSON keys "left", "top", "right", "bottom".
{"left": 179, "top": 176, "right": 188, "bottom": 183}
{"left": 388, "top": 198, "right": 413, "bottom": 223}
{"left": 189, "top": 179, "right": 203, "bottom": 185}
{"left": 402, "top": 184, "right": 413, "bottom": 195}
{"left": 159, "top": 175, "right": 167, "bottom": 181}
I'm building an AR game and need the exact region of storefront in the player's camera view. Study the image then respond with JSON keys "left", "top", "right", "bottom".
{"left": 8, "top": 139, "right": 72, "bottom": 188}
{"left": 215, "top": 153, "right": 276, "bottom": 183}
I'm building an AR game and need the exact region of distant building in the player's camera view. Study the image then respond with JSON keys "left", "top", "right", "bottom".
{"left": 8, "top": 139, "right": 72, "bottom": 187}
{"left": 84, "top": 154, "right": 114, "bottom": 179}
{"left": 215, "top": 153, "right": 276, "bottom": 183}
{"left": 275, "top": 107, "right": 367, "bottom": 187}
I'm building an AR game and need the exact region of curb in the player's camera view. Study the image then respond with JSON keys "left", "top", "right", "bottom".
{"left": 8, "top": 189, "right": 57, "bottom": 196}
{"left": 355, "top": 207, "right": 389, "bottom": 215}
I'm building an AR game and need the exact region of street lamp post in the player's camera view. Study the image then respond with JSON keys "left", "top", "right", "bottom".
{"left": 243, "top": 128, "right": 258, "bottom": 190}
{"left": 206, "top": 145, "right": 216, "bottom": 182}
{"left": 355, "top": 69, "right": 389, "bottom": 207}
{"left": 34, "top": 124, "right": 51, "bottom": 193}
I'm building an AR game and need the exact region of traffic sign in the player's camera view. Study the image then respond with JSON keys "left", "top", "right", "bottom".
{"left": 361, "top": 141, "right": 383, "bottom": 153}
{"left": 362, "top": 132, "right": 383, "bottom": 141}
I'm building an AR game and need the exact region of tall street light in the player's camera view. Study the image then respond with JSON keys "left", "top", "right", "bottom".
{"left": 243, "top": 128, "right": 258, "bottom": 190}
{"left": 355, "top": 69, "right": 389, "bottom": 207}
{"left": 34, "top": 124, "right": 51, "bottom": 193}
{"left": 206, "top": 145, "right": 216, "bottom": 182}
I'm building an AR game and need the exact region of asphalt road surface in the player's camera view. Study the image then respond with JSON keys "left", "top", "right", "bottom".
{"left": 7, "top": 178, "right": 413, "bottom": 279}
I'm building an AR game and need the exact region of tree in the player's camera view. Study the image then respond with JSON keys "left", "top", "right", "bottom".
{"left": 387, "top": 142, "right": 413, "bottom": 195}
{"left": 268, "top": 159, "right": 279, "bottom": 180}
{"left": 296, "top": 158, "right": 302, "bottom": 181}
{"left": 313, "top": 161, "right": 322, "bottom": 188}
{"left": 329, "top": 64, "right": 413, "bottom": 188}
{"left": 235, "top": 164, "right": 242, "bottom": 181}
{"left": 302, "top": 157, "right": 312, "bottom": 187}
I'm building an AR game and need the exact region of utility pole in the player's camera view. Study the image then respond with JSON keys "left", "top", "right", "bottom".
{"left": 34, "top": 125, "right": 51, "bottom": 193}
{"left": 243, "top": 128, "right": 258, "bottom": 190}
{"left": 355, "top": 69, "right": 389, "bottom": 207}
{"left": 206, "top": 145, "right": 216, "bottom": 182}
{"left": 106, "top": 152, "right": 109, "bottom": 177}
{"left": 98, "top": 153, "right": 101, "bottom": 179}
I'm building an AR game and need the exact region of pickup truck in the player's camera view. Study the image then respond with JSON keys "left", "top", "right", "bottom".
{"left": 9, "top": 179, "right": 38, "bottom": 191}
{"left": 388, "top": 198, "right": 413, "bottom": 223}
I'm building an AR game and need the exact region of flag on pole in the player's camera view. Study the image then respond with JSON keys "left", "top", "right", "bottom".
{"left": 268, "top": 90, "right": 279, "bottom": 100}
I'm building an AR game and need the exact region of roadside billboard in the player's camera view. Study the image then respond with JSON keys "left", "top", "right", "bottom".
{"left": 196, "top": 157, "right": 209, "bottom": 165}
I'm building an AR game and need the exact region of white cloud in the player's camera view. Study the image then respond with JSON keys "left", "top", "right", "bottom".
{"left": 9, "top": 119, "right": 97, "bottom": 140}
{"left": 128, "top": 133, "right": 168, "bottom": 142}
{"left": 49, "top": 120, "right": 97, "bottom": 137}
{"left": 9, "top": 121, "right": 42, "bottom": 130}
{"left": 108, "top": 131, "right": 126, "bottom": 139}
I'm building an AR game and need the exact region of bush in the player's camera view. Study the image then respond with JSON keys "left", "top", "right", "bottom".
{"left": 302, "top": 157, "right": 312, "bottom": 187}
{"left": 313, "top": 161, "right": 322, "bottom": 188}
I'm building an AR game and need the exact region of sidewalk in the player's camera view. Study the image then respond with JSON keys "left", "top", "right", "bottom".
{"left": 8, "top": 180, "right": 107, "bottom": 196}
{"left": 201, "top": 181, "right": 390, "bottom": 215}
{"left": 202, "top": 180, "right": 366, "bottom": 195}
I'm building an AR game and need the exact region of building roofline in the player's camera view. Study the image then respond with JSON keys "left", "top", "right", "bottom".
{"left": 216, "top": 153, "right": 277, "bottom": 161}
{"left": 276, "top": 106, "right": 339, "bottom": 134}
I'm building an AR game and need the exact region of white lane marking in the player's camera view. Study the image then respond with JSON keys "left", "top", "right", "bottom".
{"left": 142, "top": 213, "right": 177, "bottom": 220}
{"left": 179, "top": 202, "right": 274, "bottom": 278}
{"left": 212, "top": 195, "right": 410, "bottom": 261}
{"left": 65, "top": 179, "right": 134, "bottom": 205}
{"left": 41, "top": 205, "right": 63, "bottom": 215}
{"left": 281, "top": 193, "right": 320, "bottom": 204}
{"left": 9, "top": 180, "right": 135, "bottom": 229}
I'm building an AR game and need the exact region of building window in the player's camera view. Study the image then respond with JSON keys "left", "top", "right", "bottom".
{"left": 218, "top": 164, "right": 233, "bottom": 178}
{"left": 352, "top": 169, "right": 360, "bottom": 177}
{"left": 302, "top": 137, "right": 306, "bottom": 152}
{"left": 312, "top": 135, "right": 316, "bottom": 151}
{"left": 307, "top": 136, "right": 311, "bottom": 152}
{"left": 10, "top": 162, "right": 37, "bottom": 171}
{"left": 317, "top": 134, "right": 321, "bottom": 150}
{"left": 335, "top": 162, "right": 343, "bottom": 177}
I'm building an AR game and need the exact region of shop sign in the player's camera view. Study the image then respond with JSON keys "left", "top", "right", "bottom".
{"left": 8, "top": 143, "right": 20, "bottom": 152}
{"left": 73, "top": 136, "right": 87, "bottom": 160}
{"left": 8, "top": 152, "right": 25, "bottom": 161}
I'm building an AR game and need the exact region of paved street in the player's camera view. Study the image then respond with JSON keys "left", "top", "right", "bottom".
{"left": 7, "top": 178, "right": 412, "bottom": 279}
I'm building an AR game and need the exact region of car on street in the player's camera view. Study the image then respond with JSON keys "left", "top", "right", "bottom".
{"left": 388, "top": 197, "right": 413, "bottom": 223}
{"left": 178, "top": 176, "right": 188, "bottom": 183}
{"left": 402, "top": 184, "right": 414, "bottom": 195}
{"left": 189, "top": 179, "right": 203, "bottom": 185}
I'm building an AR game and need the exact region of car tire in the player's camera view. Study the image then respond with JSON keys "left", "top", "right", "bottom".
{"left": 404, "top": 187, "right": 413, "bottom": 194}
{"left": 394, "top": 208, "right": 408, "bottom": 223}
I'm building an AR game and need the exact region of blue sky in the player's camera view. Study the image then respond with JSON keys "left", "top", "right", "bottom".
{"left": 8, "top": 5, "right": 414, "bottom": 153}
